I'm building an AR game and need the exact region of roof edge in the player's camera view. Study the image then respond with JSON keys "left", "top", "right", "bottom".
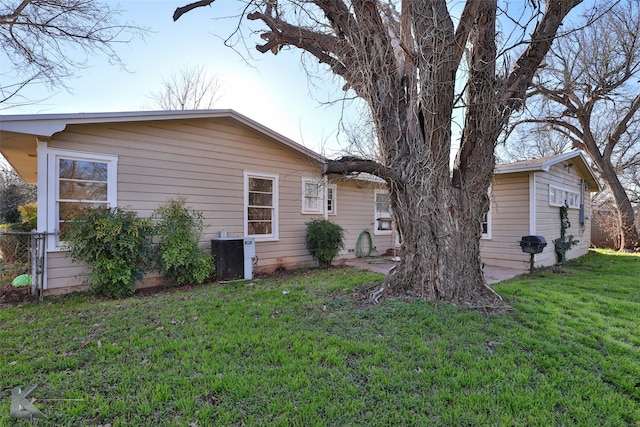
{"left": 0, "top": 109, "right": 325, "bottom": 162}
{"left": 496, "top": 149, "right": 601, "bottom": 192}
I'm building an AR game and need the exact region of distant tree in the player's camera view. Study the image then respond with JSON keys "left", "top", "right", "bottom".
{"left": 499, "top": 129, "right": 572, "bottom": 163}
{"left": 175, "top": 1, "right": 582, "bottom": 308}
{"left": 509, "top": 1, "right": 640, "bottom": 250}
{"left": 147, "top": 64, "right": 222, "bottom": 110}
{"left": 0, "top": 163, "right": 36, "bottom": 223}
{"left": 0, "top": 0, "right": 144, "bottom": 106}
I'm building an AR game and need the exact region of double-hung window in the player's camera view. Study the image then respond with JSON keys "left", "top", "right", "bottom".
{"left": 48, "top": 150, "right": 118, "bottom": 248}
{"left": 374, "top": 189, "right": 392, "bottom": 235}
{"left": 481, "top": 189, "right": 492, "bottom": 240}
{"left": 245, "top": 172, "right": 279, "bottom": 241}
{"left": 302, "top": 178, "right": 323, "bottom": 214}
{"left": 326, "top": 184, "right": 337, "bottom": 215}
{"left": 481, "top": 209, "right": 492, "bottom": 239}
{"left": 301, "top": 178, "right": 337, "bottom": 215}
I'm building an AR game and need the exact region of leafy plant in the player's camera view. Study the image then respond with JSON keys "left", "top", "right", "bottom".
{"left": 152, "top": 198, "right": 215, "bottom": 286}
{"left": 553, "top": 203, "right": 579, "bottom": 264}
{"left": 17, "top": 202, "right": 37, "bottom": 230}
{"left": 305, "top": 218, "right": 345, "bottom": 269}
{"left": 63, "top": 207, "right": 153, "bottom": 298}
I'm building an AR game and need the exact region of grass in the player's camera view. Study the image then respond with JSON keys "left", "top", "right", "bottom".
{"left": 0, "top": 249, "right": 638, "bottom": 426}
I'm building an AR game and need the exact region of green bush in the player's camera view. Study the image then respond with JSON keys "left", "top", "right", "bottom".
{"left": 18, "top": 202, "right": 37, "bottom": 230}
{"left": 152, "top": 198, "right": 215, "bottom": 286}
{"left": 305, "top": 219, "right": 345, "bottom": 269}
{"left": 63, "top": 207, "right": 153, "bottom": 298}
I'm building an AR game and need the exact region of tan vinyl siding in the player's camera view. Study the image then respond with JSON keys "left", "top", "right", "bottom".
{"left": 534, "top": 163, "right": 591, "bottom": 266}
{"left": 480, "top": 161, "right": 595, "bottom": 271}
{"left": 480, "top": 173, "right": 531, "bottom": 270}
{"left": 46, "top": 251, "right": 85, "bottom": 290}
{"left": 45, "top": 118, "right": 328, "bottom": 288}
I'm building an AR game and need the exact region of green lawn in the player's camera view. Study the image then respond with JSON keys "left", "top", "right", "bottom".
{"left": 0, "top": 249, "right": 638, "bottom": 426}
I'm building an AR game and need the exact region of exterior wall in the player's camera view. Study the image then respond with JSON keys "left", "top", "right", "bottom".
{"left": 480, "top": 172, "right": 531, "bottom": 270}
{"left": 533, "top": 163, "right": 592, "bottom": 267}
{"left": 481, "top": 163, "right": 594, "bottom": 271}
{"left": 42, "top": 118, "right": 332, "bottom": 291}
{"left": 330, "top": 178, "right": 396, "bottom": 260}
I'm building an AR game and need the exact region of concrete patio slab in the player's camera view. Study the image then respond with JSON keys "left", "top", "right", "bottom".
{"left": 342, "top": 257, "right": 527, "bottom": 284}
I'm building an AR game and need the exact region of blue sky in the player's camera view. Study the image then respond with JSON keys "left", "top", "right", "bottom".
{"left": 1, "top": 1, "right": 596, "bottom": 159}
{"left": 1, "top": 0, "right": 362, "bottom": 156}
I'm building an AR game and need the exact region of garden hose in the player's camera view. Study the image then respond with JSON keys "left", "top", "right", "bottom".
{"left": 355, "top": 230, "right": 373, "bottom": 258}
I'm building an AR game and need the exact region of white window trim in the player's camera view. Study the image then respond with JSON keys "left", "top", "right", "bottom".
{"left": 549, "top": 184, "right": 580, "bottom": 209}
{"left": 326, "top": 183, "right": 337, "bottom": 216}
{"left": 301, "top": 177, "right": 324, "bottom": 214}
{"left": 244, "top": 171, "right": 279, "bottom": 242}
{"left": 481, "top": 187, "right": 493, "bottom": 240}
{"left": 481, "top": 207, "right": 492, "bottom": 240}
{"left": 374, "top": 189, "right": 392, "bottom": 236}
{"left": 47, "top": 149, "right": 118, "bottom": 251}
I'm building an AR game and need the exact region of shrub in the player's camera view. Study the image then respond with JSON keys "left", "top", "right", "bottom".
{"left": 18, "top": 202, "right": 37, "bottom": 230}
{"left": 152, "top": 198, "right": 215, "bottom": 286}
{"left": 63, "top": 207, "right": 153, "bottom": 298}
{"left": 305, "top": 219, "right": 345, "bottom": 269}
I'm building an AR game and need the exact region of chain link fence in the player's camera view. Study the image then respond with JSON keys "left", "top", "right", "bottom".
{"left": 0, "top": 231, "right": 47, "bottom": 301}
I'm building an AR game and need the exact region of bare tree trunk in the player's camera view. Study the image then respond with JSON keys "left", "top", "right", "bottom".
{"left": 174, "top": 0, "right": 582, "bottom": 308}
{"left": 598, "top": 161, "right": 639, "bottom": 250}
{"left": 387, "top": 181, "right": 499, "bottom": 306}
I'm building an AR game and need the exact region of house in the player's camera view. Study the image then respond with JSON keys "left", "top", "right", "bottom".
{"left": 0, "top": 109, "right": 600, "bottom": 294}
{"left": 482, "top": 150, "right": 601, "bottom": 270}
{"left": 0, "top": 110, "right": 394, "bottom": 294}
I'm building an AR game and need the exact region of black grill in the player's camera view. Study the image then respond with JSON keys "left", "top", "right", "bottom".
{"left": 519, "top": 235, "right": 547, "bottom": 254}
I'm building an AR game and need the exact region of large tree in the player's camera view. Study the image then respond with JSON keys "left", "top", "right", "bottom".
{"left": 511, "top": 1, "right": 640, "bottom": 250}
{"left": 175, "top": 0, "right": 582, "bottom": 307}
{"left": 0, "top": 0, "right": 143, "bottom": 105}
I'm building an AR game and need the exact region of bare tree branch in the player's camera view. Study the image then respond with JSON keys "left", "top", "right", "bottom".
{"left": 173, "top": 0, "right": 215, "bottom": 22}
{"left": 172, "top": 0, "right": 582, "bottom": 305}
{"left": 322, "top": 157, "right": 399, "bottom": 184}
{"left": 508, "top": 0, "right": 640, "bottom": 249}
{"left": 0, "top": 0, "right": 145, "bottom": 105}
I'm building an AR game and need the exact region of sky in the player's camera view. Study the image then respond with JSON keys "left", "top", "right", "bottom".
{"left": 1, "top": 0, "right": 598, "bottom": 161}
{"left": 1, "top": 0, "right": 363, "bottom": 157}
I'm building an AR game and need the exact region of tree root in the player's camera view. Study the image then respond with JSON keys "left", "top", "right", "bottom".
{"left": 370, "top": 285, "right": 386, "bottom": 304}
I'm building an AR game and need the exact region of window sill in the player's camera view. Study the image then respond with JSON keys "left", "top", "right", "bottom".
{"left": 251, "top": 237, "right": 279, "bottom": 243}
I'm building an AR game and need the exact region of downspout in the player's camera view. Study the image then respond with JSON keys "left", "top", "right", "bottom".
{"left": 579, "top": 179, "right": 586, "bottom": 234}
{"left": 324, "top": 176, "right": 329, "bottom": 220}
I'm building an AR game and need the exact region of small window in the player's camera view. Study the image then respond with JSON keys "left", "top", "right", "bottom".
{"left": 301, "top": 178, "right": 323, "bottom": 214}
{"left": 549, "top": 185, "right": 579, "bottom": 208}
{"left": 245, "top": 172, "right": 279, "bottom": 241}
{"left": 374, "top": 189, "right": 392, "bottom": 235}
{"left": 326, "top": 184, "right": 337, "bottom": 215}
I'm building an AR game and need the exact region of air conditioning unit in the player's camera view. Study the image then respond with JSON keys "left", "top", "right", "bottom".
{"left": 211, "top": 237, "right": 256, "bottom": 281}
